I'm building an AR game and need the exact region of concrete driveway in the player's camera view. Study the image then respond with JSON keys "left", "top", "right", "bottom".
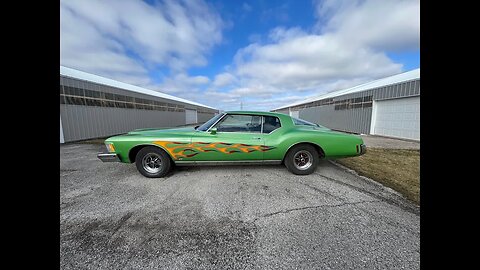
{"left": 60, "top": 143, "right": 420, "bottom": 269}
{"left": 360, "top": 135, "right": 420, "bottom": 150}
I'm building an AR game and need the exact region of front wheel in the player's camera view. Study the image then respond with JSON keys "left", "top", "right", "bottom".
{"left": 284, "top": 144, "right": 319, "bottom": 175}
{"left": 135, "top": 146, "right": 172, "bottom": 178}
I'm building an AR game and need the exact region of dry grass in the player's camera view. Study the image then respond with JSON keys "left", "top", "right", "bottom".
{"left": 77, "top": 138, "right": 106, "bottom": 145}
{"left": 336, "top": 148, "right": 420, "bottom": 204}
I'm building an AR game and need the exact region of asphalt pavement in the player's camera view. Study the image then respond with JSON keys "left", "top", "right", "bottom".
{"left": 60, "top": 143, "right": 420, "bottom": 269}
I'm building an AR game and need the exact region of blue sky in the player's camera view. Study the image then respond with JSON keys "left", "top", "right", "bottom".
{"left": 61, "top": 0, "right": 420, "bottom": 111}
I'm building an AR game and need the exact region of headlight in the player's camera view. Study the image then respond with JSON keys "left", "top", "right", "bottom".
{"left": 105, "top": 143, "right": 115, "bottom": 153}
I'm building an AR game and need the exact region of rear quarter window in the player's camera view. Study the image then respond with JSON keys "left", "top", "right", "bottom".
{"left": 263, "top": 116, "right": 281, "bottom": 133}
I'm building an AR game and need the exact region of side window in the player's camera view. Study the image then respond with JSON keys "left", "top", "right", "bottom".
{"left": 263, "top": 116, "right": 281, "bottom": 133}
{"left": 215, "top": 114, "right": 261, "bottom": 133}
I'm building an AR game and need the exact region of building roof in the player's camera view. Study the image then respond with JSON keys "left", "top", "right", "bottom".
{"left": 272, "top": 68, "right": 420, "bottom": 111}
{"left": 60, "top": 66, "right": 216, "bottom": 110}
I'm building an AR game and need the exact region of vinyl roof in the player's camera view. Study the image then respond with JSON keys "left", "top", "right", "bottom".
{"left": 273, "top": 68, "right": 420, "bottom": 111}
{"left": 60, "top": 66, "right": 216, "bottom": 110}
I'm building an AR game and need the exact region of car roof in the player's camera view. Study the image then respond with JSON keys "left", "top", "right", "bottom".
{"left": 225, "top": 111, "right": 289, "bottom": 117}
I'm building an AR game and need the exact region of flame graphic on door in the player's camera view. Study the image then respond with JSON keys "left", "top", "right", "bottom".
{"left": 152, "top": 141, "right": 275, "bottom": 160}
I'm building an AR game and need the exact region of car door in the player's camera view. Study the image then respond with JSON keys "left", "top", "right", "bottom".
{"left": 261, "top": 115, "right": 285, "bottom": 161}
{"left": 188, "top": 114, "right": 266, "bottom": 161}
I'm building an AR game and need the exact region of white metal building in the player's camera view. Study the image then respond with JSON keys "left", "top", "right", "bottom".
{"left": 60, "top": 66, "right": 218, "bottom": 143}
{"left": 272, "top": 69, "right": 420, "bottom": 141}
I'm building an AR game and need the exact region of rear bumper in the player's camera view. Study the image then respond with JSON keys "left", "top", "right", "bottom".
{"left": 97, "top": 153, "right": 120, "bottom": 162}
{"left": 359, "top": 144, "right": 367, "bottom": 155}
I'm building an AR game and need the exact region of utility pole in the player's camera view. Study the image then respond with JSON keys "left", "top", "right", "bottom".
{"left": 240, "top": 101, "right": 243, "bottom": 110}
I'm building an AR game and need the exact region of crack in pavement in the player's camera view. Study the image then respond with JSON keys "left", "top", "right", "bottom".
{"left": 110, "top": 212, "right": 133, "bottom": 237}
{"left": 348, "top": 203, "right": 420, "bottom": 237}
{"left": 253, "top": 200, "right": 379, "bottom": 222}
{"left": 300, "top": 181, "right": 348, "bottom": 203}
{"left": 298, "top": 181, "right": 419, "bottom": 237}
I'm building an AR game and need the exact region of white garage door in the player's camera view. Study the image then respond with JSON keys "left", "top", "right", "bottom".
{"left": 371, "top": 96, "right": 419, "bottom": 140}
{"left": 185, "top": 109, "right": 198, "bottom": 125}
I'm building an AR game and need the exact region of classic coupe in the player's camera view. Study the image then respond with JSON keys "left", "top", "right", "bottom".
{"left": 97, "top": 111, "right": 366, "bottom": 177}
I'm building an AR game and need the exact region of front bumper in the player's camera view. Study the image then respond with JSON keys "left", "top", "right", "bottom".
{"left": 97, "top": 153, "right": 120, "bottom": 162}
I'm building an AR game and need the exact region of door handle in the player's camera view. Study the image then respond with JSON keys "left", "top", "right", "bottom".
{"left": 252, "top": 137, "right": 262, "bottom": 140}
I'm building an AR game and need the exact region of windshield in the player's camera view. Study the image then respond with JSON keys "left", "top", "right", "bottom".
{"left": 292, "top": 117, "right": 325, "bottom": 128}
{"left": 196, "top": 113, "right": 224, "bottom": 131}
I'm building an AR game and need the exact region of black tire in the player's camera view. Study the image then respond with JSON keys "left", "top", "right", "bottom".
{"left": 135, "top": 146, "right": 172, "bottom": 178}
{"left": 284, "top": 144, "right": 319, "bottom": 175}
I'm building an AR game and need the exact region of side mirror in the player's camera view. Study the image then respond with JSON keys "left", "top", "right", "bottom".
{"left": 210, "top": 127, "right": 217, "bottom": 135}
{"left": 194, "top": 125, "right": 199, "bottom": 130}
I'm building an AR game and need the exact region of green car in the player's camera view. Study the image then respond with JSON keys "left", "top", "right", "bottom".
{"left": 97, "top": 111, "right": 366, "bottom": 177}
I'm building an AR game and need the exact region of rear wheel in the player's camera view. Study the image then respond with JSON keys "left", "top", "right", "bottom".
{"left": 284, "top": 144, "right": 319, "bottom": 175}
{"left": 135, "top": 146, "right": 172, "bottom": 178}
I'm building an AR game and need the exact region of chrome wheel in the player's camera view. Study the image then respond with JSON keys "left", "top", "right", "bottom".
{"left": 142, "top": 153, "right": 162, "bottom": 174}
{"left": 293, "top": 150, "right": 313, "bottom": 170}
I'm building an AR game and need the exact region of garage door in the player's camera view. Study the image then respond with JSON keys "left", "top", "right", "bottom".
{"left": 371, "top": 96, "right": 419, "bottom": 140}
{"left": 185, "top": 109, "right": 198, "bottom": 125}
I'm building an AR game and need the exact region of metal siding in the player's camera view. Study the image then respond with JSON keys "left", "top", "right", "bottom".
{"left": 79, "top": 106, "right": 88, "bottom": 140}
{"left": 85, "top": 102, "right": 94, "bottom": 139}
{"left": 299, "top": 102, "right": 373, "bottom": 135}
{"left": 62, "top": 76, "right": 74, "bottom": 87}
{"left": 78, "top": 106, "right": 88, "bottom": 139}
{"left": 414, "top": 79, "right": 420, "bottom": 95}
{"left": 65, "top": 105, "right": 76, "bottom": 141}
{"left": 59, "top": 76, "right": 218, "bottom": 142}
{"left": 387, "top": 85, "right": 393, "bottom": 99}
{"left": 60, "top": 115, "right": 65, "bottom": 143}
{"left": 64, "top": 105, "right": 75, "bottom": 141}
{"left": 60, "top": 105, "right": 71, "bottom": 141}
{"left": 283, "top": 77, "right": 419, "bottom": 135}
{"left": 70, "top": 105, "right": 80, "bottom": 140}
{"left": 198, "top": 113, "right": 213, "bottom": 123}
{"left": 86, "top": 106, "right": 95, "bottom": 139}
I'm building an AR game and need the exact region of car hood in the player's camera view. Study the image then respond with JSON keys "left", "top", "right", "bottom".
{"left": 127, "top": 126, "right": 196, "bottom": 136}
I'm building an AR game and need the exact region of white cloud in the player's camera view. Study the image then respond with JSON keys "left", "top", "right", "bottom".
{"left": 157, "top": 73, "right": 210, "bottom": 95}
{"left": 61, "top": 0, "right": 223, "bottom": 83}
{"left": 60, "top": 4, "right": 148, "bottom": 82}
{"left": 231, "top": 31, "right": 402, "bottom": 93}
{"left": 268, "top": 27, "right": 306, "bottom": 42}
{"left": 212, "top": 73, "right": 237, "bottom": 87}
{"left": 209, "top": 0, "right": 419, "bottom": 111}
{"left": 316, "top": 0, "right": 420, "bottom": 51}
{"left": 60, "top": 0, "right": 419, "bottom": 112}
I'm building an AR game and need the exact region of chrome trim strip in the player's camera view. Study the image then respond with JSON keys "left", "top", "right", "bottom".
{"left": 261, "top": 115, "right": 264, "bottom": 134}
{"left": 174, "top": 160, "right": 282, "bottom": 166}
{"left": 97, "top": 153, "right": 121, "bottom": 162}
